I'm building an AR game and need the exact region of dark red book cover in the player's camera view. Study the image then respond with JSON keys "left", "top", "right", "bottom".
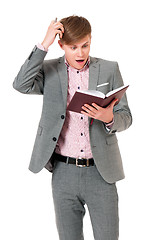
{"left": 67, "top": 85, "right": 129, "bottom": 113}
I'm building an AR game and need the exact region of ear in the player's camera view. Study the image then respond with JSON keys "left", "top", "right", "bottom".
{"left": 58, "top": 40, "right": 64, "bottom": 50}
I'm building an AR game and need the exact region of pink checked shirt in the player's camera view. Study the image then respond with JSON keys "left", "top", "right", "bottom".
{"left": 55, "top": 58, "right": 93, "bottom": 159}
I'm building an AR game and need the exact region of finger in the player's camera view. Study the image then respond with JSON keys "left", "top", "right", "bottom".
{"left": 59, "top": 23, "right": 64, "bottom": 33}
{"left": 81, "top": 110, "right": 88, "bottom": 116}
{"left": 59, "top": 26, "right": 64, "bottom": 34}
{"left": 81, "top": 106, "right": 96, "bottom": 117}
{"left": 82, "top": 104, "right": 98, "bottom": 114}
{"left": 56, "top": 29, "right": 63, "bottom": 38}
{"left": 81, "top": 111, "right": 95, "bottom": 118}
{"left": 108, "top": 98, "right": 118, "bottom": 108}
{"left": 55, "top": 26, "right": 64, "bottom": 36}
{"left": 60, "top": 26, "right": 64, "bottom": 33}
{"left": 59, "top": 32, "right": 63, "bottom": 39}
{"left": 54, "top": 22, "right": 64, "bottom": 32}
{"left": 91, "top": 103, "right": 101, "bottom": 110}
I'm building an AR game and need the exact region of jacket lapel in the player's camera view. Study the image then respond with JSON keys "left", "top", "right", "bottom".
{"left": 88, "top": 57, "right": 100, "bottom": 91}
{"left": 88, "top": 57, "right": 100, "bottom": 125}
{"left": 57, "top": 56, "right": 68, "bottom": 109}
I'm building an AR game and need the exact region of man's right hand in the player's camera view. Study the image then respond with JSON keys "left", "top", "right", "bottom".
{"left": 41, "top": 19, "right": 64, "bottom": 50}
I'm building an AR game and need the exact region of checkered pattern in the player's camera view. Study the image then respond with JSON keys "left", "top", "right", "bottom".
{"left": 55, "top": 58, "right": 93, "bottom": 159}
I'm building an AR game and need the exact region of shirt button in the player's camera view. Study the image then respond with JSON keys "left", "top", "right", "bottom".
{"left": 52, "top": 137, "right": 57, "bottom": 142}
{"left": 61, "top": 115, "right": 65, "bottom": 119}
{"left": 81, "top": 133, "right": 83, "bottom": 136}
{"left": 77, "top": 71, "right": 79, "bottom": 73}
{"left": 78, "top": 86, "right": 80, "bottom": 89}
{"left": 81, "top": 150, "right": 84, "bottom": 152}
{"left": 81, "top": 117, "right": 83, "bottom": 120}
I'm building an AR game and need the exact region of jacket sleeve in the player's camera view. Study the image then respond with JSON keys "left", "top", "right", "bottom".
{"left": 107, "top": 62, "right": 132, "bottom": 134}
{"left": 13, "top": 46, "right": 47, "bottom": 95}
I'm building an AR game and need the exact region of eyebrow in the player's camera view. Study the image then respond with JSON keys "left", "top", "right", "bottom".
{"left": 82, "top": 41, "right": 89, "bottom": 45}
{"left": 71, "top": 41, "right": 89, "bottom": 47}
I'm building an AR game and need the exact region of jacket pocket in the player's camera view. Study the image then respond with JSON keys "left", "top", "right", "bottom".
{"left": 37, "top": 125, "right": 43, "bottom": 136}
{"left": 106, "top": 135, "right": 118, "bottom": 145}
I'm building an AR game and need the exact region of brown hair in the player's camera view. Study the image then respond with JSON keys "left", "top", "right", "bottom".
{"left": 60, "top": 15, "right": 91, "bottom": 45}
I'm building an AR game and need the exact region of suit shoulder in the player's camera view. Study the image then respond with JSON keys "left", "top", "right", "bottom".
{"left": 98, "top": 57, "right": 117, "bottom": 66}
{"left": 42, "top": 56, "right": 65, "bottom": 70}
{"left": 91, "top": 56, "right": 118, "bottom": 67}
{"left": 91, "top": 57, "right": 118, "bottom": 73}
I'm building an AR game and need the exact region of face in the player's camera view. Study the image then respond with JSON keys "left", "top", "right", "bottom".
{"left": 58, "top": 35, "right": 91, "bottom": 70}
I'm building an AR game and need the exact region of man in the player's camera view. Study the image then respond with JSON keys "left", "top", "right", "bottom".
{"left": 13, "top": 15, "right": 132, "bottom": 240}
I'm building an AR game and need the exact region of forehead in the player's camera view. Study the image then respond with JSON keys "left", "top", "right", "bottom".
{"left": 68, "top": 35, "right": 91, "bottom": 46}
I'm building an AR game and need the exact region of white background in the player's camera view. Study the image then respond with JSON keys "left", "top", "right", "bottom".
{"left": 1, "top": 0, "right": 159, "bottom": 239}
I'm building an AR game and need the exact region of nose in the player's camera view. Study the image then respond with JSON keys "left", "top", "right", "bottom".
{"left": 77, "top": 47, "right": 84, "bottom": 57}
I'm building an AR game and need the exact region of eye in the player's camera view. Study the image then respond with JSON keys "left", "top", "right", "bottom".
{"left": 71, "top": 46, "right": 77, "bottom": 50}
{"left": 82, "top": 44, "right": 89, "bottom": 48}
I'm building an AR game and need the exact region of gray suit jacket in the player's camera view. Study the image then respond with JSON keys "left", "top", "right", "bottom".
{"left": 13, "top": 46, "right": 132, "bottom": 183}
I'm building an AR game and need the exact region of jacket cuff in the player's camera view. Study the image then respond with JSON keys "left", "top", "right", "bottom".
{"left": 104, "top": 118, "right": 114, "bottom": 132}
{"left": 37, "top": 43, "right": 48, "bottom": 52}
{"left": 28, "top": 45, "right": 47, "bottom": 61}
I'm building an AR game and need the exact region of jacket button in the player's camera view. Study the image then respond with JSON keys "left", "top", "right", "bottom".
{"left": 61, "top": 115, "right": 65, "bottom": 119}
{"left": 52, "top": 137, "right": 57, "bottom": 142}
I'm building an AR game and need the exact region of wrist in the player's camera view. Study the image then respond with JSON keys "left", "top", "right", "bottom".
{"left": 41, "top": 41, "right": 49, "bottom": 51}
{"left": 104, "top": 116, "right": 114, "bottom": 125}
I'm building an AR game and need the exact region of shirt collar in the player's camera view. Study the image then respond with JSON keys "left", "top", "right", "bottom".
{"left": 65, "top": 57, "right": 90, "bottom": 71}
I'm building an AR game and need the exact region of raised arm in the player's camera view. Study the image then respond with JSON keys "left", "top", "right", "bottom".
{"left": 13, "top": 19, "right": 64, "bottom": 95}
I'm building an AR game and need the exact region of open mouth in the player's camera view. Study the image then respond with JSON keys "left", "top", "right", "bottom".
{"left": 76, "top": 59, "right": 85, "bottom": 63}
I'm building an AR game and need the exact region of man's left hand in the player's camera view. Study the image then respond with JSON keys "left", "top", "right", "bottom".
{"left": 81, "top": 98, "right": 118, "bottom": 123}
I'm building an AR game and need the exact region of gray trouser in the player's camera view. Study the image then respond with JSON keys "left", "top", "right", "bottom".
{"left": 51, "top": 160, "right": 119, "bottom": 240}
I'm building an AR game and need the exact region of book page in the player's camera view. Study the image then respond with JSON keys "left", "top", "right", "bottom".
{"left": 106, "top": 85, "right": 128, "bottom": 97}
{"left": 77, "top": 89, "right": 105, "bottom": 98}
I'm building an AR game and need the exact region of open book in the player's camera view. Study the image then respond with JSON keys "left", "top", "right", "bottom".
{"left": 67, "top": 85, "right": 129, "bottom": 113}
